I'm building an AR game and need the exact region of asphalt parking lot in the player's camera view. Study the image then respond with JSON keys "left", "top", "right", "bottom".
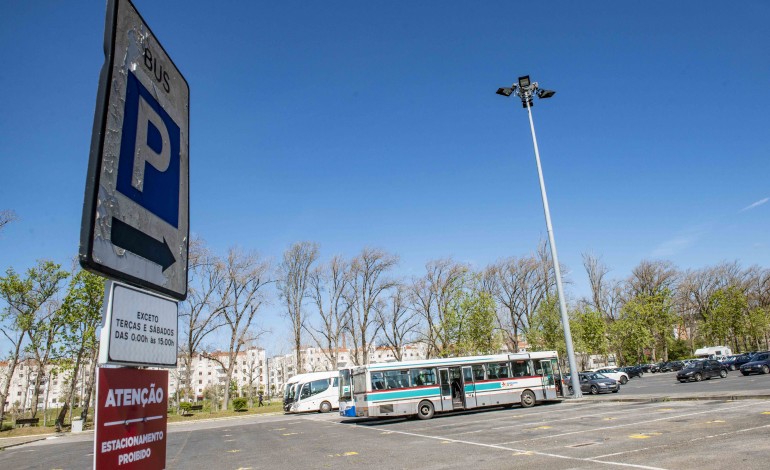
{"left": 3, "top": 392, "right": 770, "bottom": 470}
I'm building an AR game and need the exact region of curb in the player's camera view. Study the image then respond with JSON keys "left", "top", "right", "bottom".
{"left": 0, "top": 435, "right": 54, "bottom": 451}
{"left": 561, "top": 393, "right": 770, "bottom": 404}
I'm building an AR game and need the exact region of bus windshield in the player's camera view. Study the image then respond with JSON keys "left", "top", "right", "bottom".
{"left": 339, "top": 369, "right": 352, "bottom": 401}
{"left": 284, "top": 383, "right": 298, "bottom": 404}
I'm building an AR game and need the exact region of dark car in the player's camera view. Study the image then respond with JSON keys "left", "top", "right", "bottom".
{"left": 677, "top": 360, "right": 727, "bottom": 382}
{"left": 566, "top": 372, "right": 620, "bottom": 395}
{"left": 740, "top": 352, "right": 770, "bottom": 376}
{"left": 621, "top": 365, "right": 644, "bottom": 378}
{"left": 724, "top": 354, "right": 754, "bottom": 371}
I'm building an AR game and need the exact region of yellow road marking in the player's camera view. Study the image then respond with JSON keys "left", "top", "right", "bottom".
{"left": 327, "top": 452, "right": 359, "bottom": 457}
{"left": 236, "top": 467, "right": 253, "bottom": 470}
{"left": 282, "top": 432, "right": 299, "bottom": 436}
{"left": 761, "top": 412, "right": 770, "bottom": 415}
{"left": 535, "top": 425, "right": 552, "bottom": 429}
{"left": 273, "top": 428, "right": 286, "bottom": 431}
{"left": 513, "top": 451, "right": 534, "bottom": 456}
{"left": 380, "top": 431, "right": 392, "bottom": 435}
{"left": 226, "top": 449, "right": 241, "bottom": 453}
{"left": 658, "top": 408, "right": 673, "bottom": 412}
{"left": 602, "top": 417, "right": 616, "bottom": 421}
{"left": 707, "top": 420, "right": 726, "bottom": 424}
{"left": 629, "top": 434, "right": 651, "bottom": 439}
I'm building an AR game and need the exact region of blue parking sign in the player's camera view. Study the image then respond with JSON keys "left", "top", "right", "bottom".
{"left": 117, "top": 71, "right": 180, "bottom": 228}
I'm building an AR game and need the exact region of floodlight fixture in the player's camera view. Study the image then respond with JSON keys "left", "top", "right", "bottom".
{"left": 496, "top": 87, "right": 514, "bottom": 97}
{"left": 537, "top": 89, "right": 556, "bottom": 99}
{"left": 518, "top": 75, "right": 531, "bottom": 89}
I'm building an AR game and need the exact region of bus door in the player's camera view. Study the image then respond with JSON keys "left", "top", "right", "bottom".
{"left": 461, "top": 366, "right": 477, "bottom": 409}
{"left": 551, "top": 358, "right": 565, "bottom": 397}
{"left": 539, "top": 360, "right": 556, "bottom": 400}
{"left": 438, "top": 368, "right": 453, "bottom": 411}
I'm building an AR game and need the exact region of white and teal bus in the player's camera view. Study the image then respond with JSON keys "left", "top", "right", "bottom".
{"left": 283, "top": 371, "right": 340, "bottom": 414}
{"left": 351, "top": 351, "right": 564, "bottom": 419}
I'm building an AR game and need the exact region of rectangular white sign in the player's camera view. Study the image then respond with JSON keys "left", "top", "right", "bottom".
{"left": 99, "top": 281, "right": 178, "bottom": 368}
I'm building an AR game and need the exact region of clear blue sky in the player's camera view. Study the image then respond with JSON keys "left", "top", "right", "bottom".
{"left": 1, "top": 1, "right": 769, "bottom": 351}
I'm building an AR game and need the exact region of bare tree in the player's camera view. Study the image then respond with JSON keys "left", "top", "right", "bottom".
{"left": 627, "top": 260, "right": 679, "bottom": 298}
{"left": 345, "top": 248, "right": 398, "bottom": 365}
{"left": 375, "top": 284, "right": 420, "bottom": 361}
{"left": 179, "top": 238, "right": 229, "bottom": 403}
{"left": 582, "top": 252, "right": 623, "bottom": 320}
{"left": 210, "top": 248, "right": 270, "bottom": 410}
{"left": 411, "top": 259, "right": 467, "bottom": 358}
{"left": 490, "top": 250, "right": 554, "bottom": 353}
{"left": 305, "top": 256, "right": 351, "bottom": 369}
{"left": 277, "top": 242, "right": 319, "bottom": 374}
{"left": 0, "top": 209, "right": 17, "bottom": 232}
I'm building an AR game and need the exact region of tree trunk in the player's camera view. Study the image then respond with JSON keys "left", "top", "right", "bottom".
{"left": 56, "top": 353, "right": 83, "bottom": 430}
{"left": 30, "top": 366, "right": 45, "bottom": 419}
{"left": 80, "top": 350, "right": 99, "bottom": 421}
{"left": 0, "top": 346, "right": 21, "bottom": 426}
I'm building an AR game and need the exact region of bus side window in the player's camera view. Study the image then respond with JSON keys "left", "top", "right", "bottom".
{"left": 472, "top": 364, "right": 485, "bottom": 381}
{"left": 486, "top": 363, "right": 498, "bottom": 380}
{"left": 512, "top": 360, "right": 531, "bottom": 377}
{"left": 371, "top": 372, "right": 385, "bottom": 390}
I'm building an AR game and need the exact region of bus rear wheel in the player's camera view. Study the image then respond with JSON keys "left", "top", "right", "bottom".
{"left": 520, "top": 390, "right": 536, "bottom": 408}
{"left": 417, "top": 400, "right": 435, "bottom": 420}
{"left": 319, "top": 401, "right": 332, "bottom": 413}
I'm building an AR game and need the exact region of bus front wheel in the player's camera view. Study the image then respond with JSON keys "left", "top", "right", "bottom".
{"left": 319, "top": 401, "right": 332, "bottom": 413}
{"left": 417, "top": 400, "right": 435, "bottom": 420}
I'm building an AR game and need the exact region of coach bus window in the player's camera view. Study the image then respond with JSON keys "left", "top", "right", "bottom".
{"left": 472, "top": 364, "right": 485, "bottom": 381}
{"left": 371, "top": 372, "right": 386, "bottom": 390}
{"left": 512, "top": 360, "right": 532, "bottom": 377}
{"left": 310, "top": 379, "right": 330, "bottom": 395}
{"left": 410, "top": 368, "right": 437, "bottom": 386}
{"left": 383, "top": 370, "right": 410, "bottom": 389}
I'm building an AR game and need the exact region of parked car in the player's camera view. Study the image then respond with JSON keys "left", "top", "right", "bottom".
{"left": 566, "top": 372, "right": 620, "bottom": 395}
{"left": 677, "top": 360, "right": 728, "bottom": 382}
{"left": 721, "top": 354, "right": 753, "bottom": 371}
{"left": 660, "top": 361, "right": 685, "bottom": 372}
{"left": 620, "top": 365, "right": 643, "bottom": 378}
{"left": 591, "top": 368, "right": 629, "bottom": 384}
{"left": 740, "top": 352, "right": 770, "bottom": 376}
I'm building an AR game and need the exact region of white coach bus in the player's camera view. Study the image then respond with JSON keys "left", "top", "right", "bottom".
{"left": 351, "top": 351, "right": 564, "bottom": 420}
{"left": 282, "top": 371, "right": 340, "bottom": 414}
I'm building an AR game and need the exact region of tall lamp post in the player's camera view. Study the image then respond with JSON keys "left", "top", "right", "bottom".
{"left": 496, "top": 75, "right": 582, "bottom": 399}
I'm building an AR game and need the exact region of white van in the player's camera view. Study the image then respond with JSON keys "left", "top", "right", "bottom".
{"left": 283, "top": 371, "right": 339, "bottom": 414}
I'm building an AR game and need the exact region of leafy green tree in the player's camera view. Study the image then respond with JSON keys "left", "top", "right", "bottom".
{"left": 55, "top": 270, "right": 103, "bottom": 429}
{"left": 703, "top": 287, "right": 747, "bottom": 349}
{"left": 0, "top": 260, "right": 68, "bottom": 426}
{"left": 571, "top": 306, "right": 608, "bottom": 367}
{"left": 610, "top": 298, "right": 654, "bottom": 365}
{"left": 442, "top": 284, "right": 500, "bottom": 356}
{"left": 745, "top": 307, "right": 770, "bottom": 351}
{"left": 526, "top": 295, "right": 567, "bottom": 357}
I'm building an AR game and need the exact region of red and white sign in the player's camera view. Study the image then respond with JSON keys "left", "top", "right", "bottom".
{"left": 94, "top": 368, "right": 168, "bottom": 469}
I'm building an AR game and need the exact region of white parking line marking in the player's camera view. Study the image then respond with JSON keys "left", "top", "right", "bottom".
{"left": 589, "top": 423, "right": 770, "bottom": 460}
{"left": 314, "top": 414, "right": 668, "bottom": 469}
{"left": 492, "top": 401, "right": 756, "bottom": 446}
